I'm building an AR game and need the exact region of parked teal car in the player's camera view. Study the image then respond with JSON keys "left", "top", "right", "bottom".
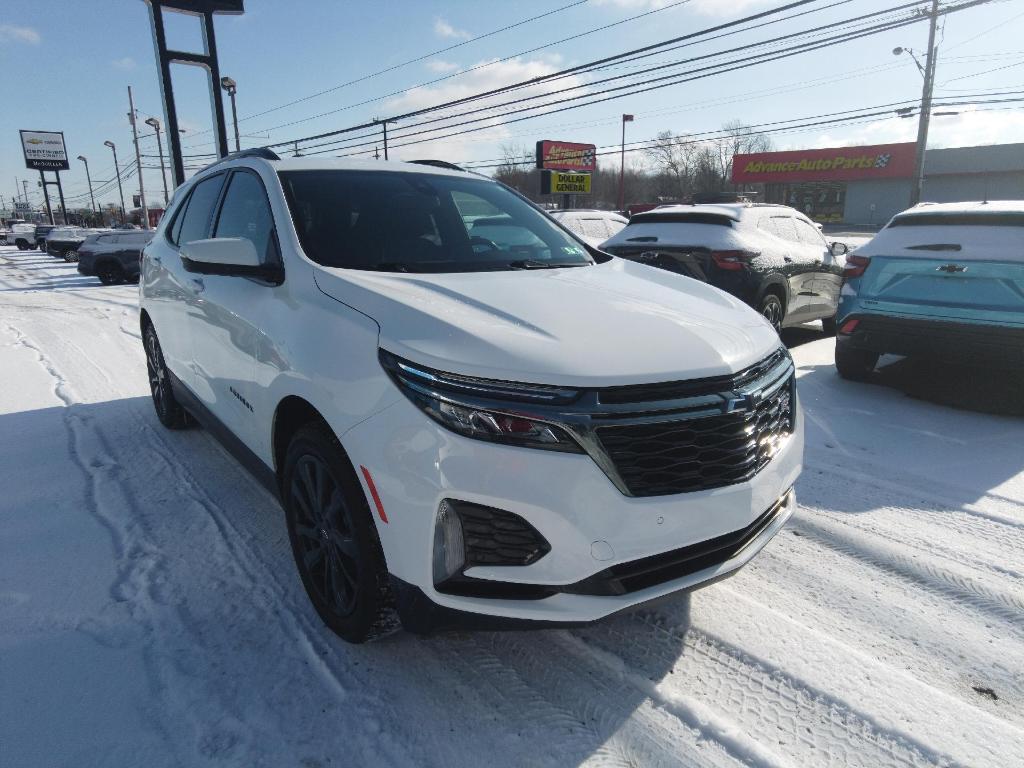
{"left": 835, "top": 201, "right": 1024, "bottom": 380}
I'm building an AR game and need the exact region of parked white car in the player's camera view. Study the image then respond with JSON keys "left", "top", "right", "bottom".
{"left": 139, "top": 152, "right": 801, "bottom": 642}
{"left": 549, "top": 209, "right": 628, "bottom": 248}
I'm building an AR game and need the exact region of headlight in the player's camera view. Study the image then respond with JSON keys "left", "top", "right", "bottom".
{"left": 379, "top": 349, "right": 584, "bottom": 453}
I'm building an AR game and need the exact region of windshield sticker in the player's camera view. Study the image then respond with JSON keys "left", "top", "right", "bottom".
{"left": 562, "top": 246, "right": 585, "bottom": 256}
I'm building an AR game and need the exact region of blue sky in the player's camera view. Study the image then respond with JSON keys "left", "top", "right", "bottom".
{"left": 2, "top": 0, "right": 1022, "bottom": 213}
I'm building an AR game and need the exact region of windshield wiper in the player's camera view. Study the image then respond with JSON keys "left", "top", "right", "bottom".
{"left": 372, "top": 262, "right": 417, "bottom": 272}
{"left": 507, "top": 259, "right": 590, "bottom": 270}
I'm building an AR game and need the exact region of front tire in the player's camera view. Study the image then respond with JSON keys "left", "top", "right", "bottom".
{"left": 63, "top": 249, "right": 78, "bottom": 263}
{"left": 283, "top": 425, "right": 397, "bottom": 643}
{"left": 759, "top": 292, "right": 785, "bottom": 332}
{"left": 143, "top": 324, "right": 192, "bottom": 429}
{"left": 835, "top": 343, "right": 879, "bottom": 381}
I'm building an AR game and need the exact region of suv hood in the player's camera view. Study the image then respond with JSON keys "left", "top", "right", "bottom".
{"left": 314, "top": 259, "right": 778, "bottom": 386}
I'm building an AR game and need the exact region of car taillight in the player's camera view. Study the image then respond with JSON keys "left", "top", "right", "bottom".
{"left": 842, "top": 254, "right": 871, "bottom": 278}
{"left": 839, "top": 318, "right": 860, "bottom": 334}
{"left": 711, "top": 250, "right": 756, "bottom": 271}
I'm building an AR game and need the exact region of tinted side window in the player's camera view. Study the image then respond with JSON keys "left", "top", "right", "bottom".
{"left": 176, "top": 174, "right": 225, "bottom": 246}
{"left": 213, "top": 171, "right": 275, "bottom": 262}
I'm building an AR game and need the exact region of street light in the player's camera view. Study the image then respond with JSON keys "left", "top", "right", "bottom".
{"left": 104, "top": 140, "right": 127, "bottom": 226}
{"left": 618, "top": 114, "right": 634, "bottom": 212}
{"left": 145, "top": 117, "right": 170, "bottom": 205}
{"left": 76, "top": 155, "right": 97, "bottom": 216}
{"left": 220, "top": 76, "right": 240, "bottom": 152}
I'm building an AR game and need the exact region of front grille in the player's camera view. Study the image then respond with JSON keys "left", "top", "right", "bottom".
{"left": 595, "top": 371, "right": 794, "bottom": 497}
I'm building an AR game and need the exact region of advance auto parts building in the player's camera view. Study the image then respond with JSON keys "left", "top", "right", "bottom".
{"left": 732, "top": 141, "right": 1024, "bottom": 226}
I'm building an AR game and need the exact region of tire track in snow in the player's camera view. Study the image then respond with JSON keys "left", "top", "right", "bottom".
{"left": 792, "top": 515, "right": 1024, "bottom": 629}
{"left": 575, "top": 610, "right": 944, "bottom": 768}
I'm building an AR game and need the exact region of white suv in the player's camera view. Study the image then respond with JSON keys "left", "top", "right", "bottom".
{"left": 139, "top": 151, "right": 801, "bottom": 642}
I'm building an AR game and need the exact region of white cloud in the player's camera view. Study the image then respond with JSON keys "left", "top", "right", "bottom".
{"left": 434, "top": 18, "right": 470, "bottom": 40}
{"left": 426, "top": 59, "right": 460, "bottom": 73}
{"left": 0, "top": 24, "right": 40, "bottom": 44}
{"left": 111, "top": 57, "right": 136, "bottom": 71}
{"left": 788, "top": 107, "right": 1024, "bottom": 151}
{"left": 383, "top": 57, "right": 588, "bottom": 164}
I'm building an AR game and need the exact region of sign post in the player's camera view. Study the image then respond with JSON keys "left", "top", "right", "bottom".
{"left": 20, "top": 130, "right": 69, "bottom": 224}
{"left": 535, "top": 139, "right": 597, "bottom": 209}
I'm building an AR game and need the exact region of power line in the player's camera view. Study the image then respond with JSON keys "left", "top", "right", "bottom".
{"left": 182, "top": 0, "right": 593, "bottom": 145}
{"left": 301, "top": 5, "right": 936, "bottom": 158}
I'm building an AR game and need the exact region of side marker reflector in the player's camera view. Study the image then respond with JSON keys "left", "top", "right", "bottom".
{"left": 360, "top": 465, "right": 388, "bottom": 524}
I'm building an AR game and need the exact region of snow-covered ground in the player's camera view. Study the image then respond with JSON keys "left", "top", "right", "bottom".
{"left": 1, "top": 243, "right": 1021, "bottom": 768}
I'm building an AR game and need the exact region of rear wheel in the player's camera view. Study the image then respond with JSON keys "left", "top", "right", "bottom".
{"left": 15, "top": 239, "right": 28, "bottom": 251}
{"left": 835, "top": 343, "right": 879, "bottom": 381}
{"left": 63, "top": 249, "right": 78, "bottom": 263}
{"left": 758, "top": 292, "right": 785, "bottom": 332}
{"left": 97, "top": 262, "right": 124, "bottom": 285}
{"left": 143, "top": 324, "right": 192, "bottom": 429}
{"left": 283, "top": 425, "right": 397, "bottom": 643}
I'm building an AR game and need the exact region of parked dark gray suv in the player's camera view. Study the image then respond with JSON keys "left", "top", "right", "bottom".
{"left": 77, "top": 230, "right": 154, "bottom": 284}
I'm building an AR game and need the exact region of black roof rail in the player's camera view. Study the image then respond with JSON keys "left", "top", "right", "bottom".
{"left": 409, "top": 159, "right": 465, "bottom": 172}
{"left": 200, "top": 147, "right": 281, "bottom": 173}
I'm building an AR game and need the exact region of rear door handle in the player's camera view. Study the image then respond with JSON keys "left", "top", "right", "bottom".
{"left": 151, "top": 254, "right": 162, "bottom": 264}
{"left": 189, "top": 277, "right": 205, "bottom": 293}
{"left": 783, "top": 256, "right": 794, "bottom": 263}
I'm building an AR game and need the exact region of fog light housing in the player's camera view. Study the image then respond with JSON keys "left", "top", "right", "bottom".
{"left": 432, "top": 500, "right": 466, "bottom": 584}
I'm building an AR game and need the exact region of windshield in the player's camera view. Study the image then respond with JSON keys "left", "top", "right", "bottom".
{"left": 278, "top": 170, "right": 593, "bottom": 273}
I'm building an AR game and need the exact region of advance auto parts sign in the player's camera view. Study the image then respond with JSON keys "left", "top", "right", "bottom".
{"left": 731, "top": 142, "right": 916, "bottom": 184}
{"left": 20, "top": 130, "right": 69, "bottom": 171}
{"left": 536, "top": 140, "right": 597, "bottom": 172}
{"left": 541, "top": 170, "right": 592, "bottom": 195}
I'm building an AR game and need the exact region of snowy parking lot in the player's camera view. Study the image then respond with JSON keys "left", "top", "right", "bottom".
{"left": 1, "top": 243, "right": 1022, "bottom": 767}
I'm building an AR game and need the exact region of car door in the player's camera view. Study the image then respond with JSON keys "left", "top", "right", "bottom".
{"left": 792, "top": 216, "right": 841, "bottom": 320}
{"left": 186, "top": 167, "right": 280, "bottom": 449}
{"left": 146, "top": 173, "right": 227, "bottom": 389}
{"left": 769, "top": 215, "right": 817, "bottom": 322}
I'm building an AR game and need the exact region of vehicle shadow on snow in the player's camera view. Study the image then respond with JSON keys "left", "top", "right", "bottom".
{"left": 0, "top": 395, "right": 695, "bottom": 766}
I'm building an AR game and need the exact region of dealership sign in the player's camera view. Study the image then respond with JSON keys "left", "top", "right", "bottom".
{"left": 536, "top": 140, "right": 597, "bottom": 172}
{"left": 732, "top": 142, "right": 916, "bottom": 184}
{"left": 541, "top": 170, "right": 592, "bottom": 195}
{"left": 20, "top": 130, "right": 69, "bottom": 171}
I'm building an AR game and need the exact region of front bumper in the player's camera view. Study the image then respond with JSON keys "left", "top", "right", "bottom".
{"left": 342, "top": 392, "right": 802, "bottom": 627}
{"left": 839, "top": 313, "right": 1024, "bottom": 369}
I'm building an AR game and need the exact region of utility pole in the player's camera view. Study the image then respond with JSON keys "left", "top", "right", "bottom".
{"left": 39, "top": 173, "right": 54, "bottom": 225}
{"left": 127, "top": 86, "right": 150, "bottom": 229}
{"left": 910, "top": 0, "right": 939, "bottom": 207}
{"left": 21, "top": 180, "right": 29, "bottom": 215}
{"left": 618, "top": 114, "right": 633, "bottom": 212}
{"left": 375, "top": 118, "right": 397, "bottom": 160}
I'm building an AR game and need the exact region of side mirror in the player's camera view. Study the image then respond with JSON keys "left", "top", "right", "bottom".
{"left": 181, "top": 238, "right": 283, "bottom": 283}
{"left": 830, "top": 241, "right": 849, "bottom": 257}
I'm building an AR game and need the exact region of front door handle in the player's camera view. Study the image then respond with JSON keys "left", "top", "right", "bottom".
{"left": 189, "top": 277, "right": 205, "bottom": 294}
{"left": 783, "top": 255, "right": 794, "bottom": 263}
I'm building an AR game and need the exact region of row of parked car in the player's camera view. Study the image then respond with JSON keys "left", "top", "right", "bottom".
{"left": 2, "top": 220, "right": 153, "bottom": 284}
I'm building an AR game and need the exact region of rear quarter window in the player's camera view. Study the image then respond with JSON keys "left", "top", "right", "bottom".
{"left": 890, "top": 212, "right": 1024, "bottom": 227}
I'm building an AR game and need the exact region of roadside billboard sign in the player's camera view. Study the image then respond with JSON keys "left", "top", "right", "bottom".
{"left": 536, "top": 140, "right": 597, "bottom": 172}
{"left": 731, "top": 142, "right": 916, "bottom": 184}
{"left": 20, "top": 130, "right": 70, "bottom": 171}
{"left": 541, "top": 170, "right": 592, "bottom": 195}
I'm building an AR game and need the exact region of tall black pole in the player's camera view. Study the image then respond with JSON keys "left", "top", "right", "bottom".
{"left": 147, "top": 2, "right": 185, "bottom": 188}
{"left": 202, "top": 12, "right": 230, "bottom": 160}
{"left": 910, "top": 0, "right": 939, "bottom": 207}
{"left": 40, "top": 171, "right": 54, "bottom": 225}
{"left": 155, "top": 126, "right": 169, "bottom": 204}
{"left": 382, "top": 121, "right": 389, "bottom": 160}
{"left": 55, "top": 173, "right": 67, "bottom": 225}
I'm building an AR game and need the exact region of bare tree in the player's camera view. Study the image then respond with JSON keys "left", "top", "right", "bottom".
{"left": 643, "top": 131, "right": 701, "bottom": 199}
{"left": 711, "top": 121, "right": 773, "bottom": 190}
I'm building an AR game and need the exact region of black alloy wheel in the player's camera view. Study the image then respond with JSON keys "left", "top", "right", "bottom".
{"left": 283, "top": 426, "right": 397, "bottom": 643}
{"left": 143, "top": 324, "right": 192, "bottom": 429}
{"left": 97, "top": 262, "right": 124, "bottom": 285}
{"left": 63, "top": 249, "right": 78, "bottom": 263}
{"left": 759, "top": 293, "right": 785, "bottom": 332}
